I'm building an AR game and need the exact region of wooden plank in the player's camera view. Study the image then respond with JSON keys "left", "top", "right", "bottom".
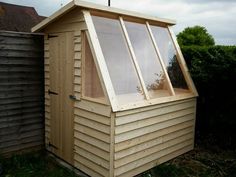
{"left": 74, "top": 116, "right": 110, "bottom": 134}
{"left": 48, "top": 33, "right": 61, "bottom": 156}
{"left": 116, "top": 99, "right": 196, "bottom": 125}
{"left": 1, "top": 141, "right": 43, "bottom": 155}
{"left": 45, "top": 65, "right": 49, "bottom": 72}
{"left": 167, "top": 26, "right": 198, "bottom": 96}
{"left": 60, "top": 32, "right": 74, "bottom": 163}
{"left": 0, "top": 32, "right": 44, "bottom": 156}
{"left": 115, "top": 107, "right": 195, "bottom": 134}
{"left": 75, "top": 1, "right": 176, "bottom": 25}
{"left": 74, "top": 52, "right": 81, "bottom": 59}
{"left": 74, "top": 131, "right": 110, "bottom": 152}
{"left": 74, "top": 60, "right": 81, "bottom": 68}
{"left": 45, "top": 98, "right": 50, "bottom": 106}
{"left": 118, "top": 93, "right": 196, "bottom": 111}
{"left": 0, "top": 31, "right": 41, "bottom": 37}
{"left": 115, "top": 126, "right": 193, "bottom": 160}
{"left": 74, "top": 36, "right": 81, "bottom": 43}
{"left": 74, "top": 99, "right": 111, "bottom": 117}
{"left": 119, "top": 16, "right": 150, "bottom": 100}
{"left": 74, "top": 139, "right": 109, "bottom": 161}
{"left": 74, "top": 109, "right": 110, "bottom": 125}
{"left": 83, "top": 10, "right": 119, "bottom": 111}
{"left": 45, "top": 22, "right": 84, "bottom": 34}
{"left": 0, "top": 58, "right": 43, "bottom": 65}
{"left": 74, "top": 160, "right": 103, "bottom": 177}
{"left": 75, "top": 147, "right": 109, "bottom": 169}
{"left": 74, "top": 30, "right": 81, "bottom": 36}
{"left": 74, "top": 43, "right": 81, "bottom": 52}
{"left": 117, "top": 145, "right": 193, "bottom": 177}
{"left": 74, "top": 84, "right": 81, "bottom": 92}
{"left": 74, "top": 68, "right": 81, "bottom": 76}
{"left": 0, "top": 44, "right": 42, "bottom": 51}
{"left": 0, "top": 102, "right": 42, "bottom": 112}
{"left": 0, "top": 50, "right": 43, "bottom": 58}
{"left": 74, "top": 124, "right": 110, "bottom": 143}
{"left": 110, "top": 113, "right": 115, "bottom": 177}
{"left": 193, "top": 100, "right": 197, "bottom": 147}
{"left": 0, "top": 128, "right": 43, "bottom": 143}
{"left": 115, "top": 113, "right": 194, "bottom": 143}
{"left": 74, "top": 153, "right": 109, "bottom": 177}
{"left": 114, "top": 139, "right": 193, "bottom": 176}
{"left": 114, "top": 132, "right": 193, "bottom": 168}
{"left": 32, "top": 0, "right": 175, "bottom": 32}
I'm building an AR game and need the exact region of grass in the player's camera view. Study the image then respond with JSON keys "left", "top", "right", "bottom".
{"left": 1, "top": 147, "right": 236, "bottom": 177}
{"left": 137, "top": 147, "right": 236, "bottom": 177}
{"left": 0, "top": 151, "right": 79, "bottom": 177}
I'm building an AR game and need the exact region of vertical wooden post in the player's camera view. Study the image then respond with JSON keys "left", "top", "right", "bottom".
{"left": 167, "top": 26, "right": 198, "bottom": 96}
{"left": 119, "top": 16, "right": 150, "bottom": 100}
{"left": 109, "top": 113, "right": 115, "bottom": 177}
{"left": 146, "top": 22, "right": 175, "bottom": 96}
{"left": 83, "top": 10, "right": 120, "bottom": 111}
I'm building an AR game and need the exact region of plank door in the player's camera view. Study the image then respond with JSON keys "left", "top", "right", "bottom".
{"left": 48, "top": 32, "right": 74, "bottom": 164}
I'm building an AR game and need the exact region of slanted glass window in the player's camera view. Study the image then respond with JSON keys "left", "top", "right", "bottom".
{"left": 92, "top": 16, "right": 144, "bottom": 104}
{"left": 84, "top": 12, "right": 195, "bottom": 109}
{"left": 83, "top": 32, "right": 106, "bottom": 102}
{"left": 124, "top": 21, "right": 171, "bottom": 98}
{"left": 150, "top": 26, "right": 189, "bottom": 94}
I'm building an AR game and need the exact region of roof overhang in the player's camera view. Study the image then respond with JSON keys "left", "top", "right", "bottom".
{"left": 32, "top": 0, "right": 176, "bottom": 32}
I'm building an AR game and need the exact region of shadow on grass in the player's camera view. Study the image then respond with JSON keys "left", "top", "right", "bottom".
{"left": 0, "top": 150, "right": 79, "bottom": 177}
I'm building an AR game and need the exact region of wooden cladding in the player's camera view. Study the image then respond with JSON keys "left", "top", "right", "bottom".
{"left": 39, "top": 6, "right": 197, "bottom": 177}
{"left": 114, "top": 98, "right": 196, "bottom": 176}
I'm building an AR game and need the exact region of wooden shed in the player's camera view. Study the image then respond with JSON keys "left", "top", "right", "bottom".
{"left": 32, "top": 1, "right": 198, "bottom": 176}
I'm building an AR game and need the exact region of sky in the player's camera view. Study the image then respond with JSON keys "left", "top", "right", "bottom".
{"left": 1, "top": 0, "right": 236, "bottom": 45}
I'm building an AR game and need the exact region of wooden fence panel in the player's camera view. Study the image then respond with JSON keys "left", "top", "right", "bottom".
{"left": 0, "top": 31, "right": 44, "bottom": 155}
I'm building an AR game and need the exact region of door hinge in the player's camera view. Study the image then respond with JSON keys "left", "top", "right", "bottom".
{"left": 48, "top": 34, "right": 58, "bottom": 39}
{"left": 48, "top": 89, "right": 58, "bottom": 95}
{"left": 48, "top": 142, "right": 58, "bottom": 149}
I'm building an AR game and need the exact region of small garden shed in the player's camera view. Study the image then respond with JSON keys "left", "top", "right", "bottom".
{"left": 32, "top": 1, "right": 198, "bottom": 176}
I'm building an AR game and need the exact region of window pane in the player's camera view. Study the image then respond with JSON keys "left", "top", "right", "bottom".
{"left": 84, "top": 33, "right": 106, "bottom": 100}
{"left": 150, "top": 26, "right": 189, "bottom": 94}
{"left": 92, "top": 16, "right": 144, "bottom": 104}
{"left": 125, "top": 21, "right": 170, "bottom": 98}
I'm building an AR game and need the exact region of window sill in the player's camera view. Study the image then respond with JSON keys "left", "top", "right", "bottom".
{"left": 115, "top": 92, "right": 197, "bottom": 112}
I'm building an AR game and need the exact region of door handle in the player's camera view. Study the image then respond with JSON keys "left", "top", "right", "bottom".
{"left": 48, "top": 89, "right": 58, "bottom": 95}
{"left": 69, "top": 95, "right": 76, "bottom": 100}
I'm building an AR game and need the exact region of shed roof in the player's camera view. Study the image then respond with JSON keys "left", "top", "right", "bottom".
{"left": 0, "top": 2, "right": 45, "bottom": 32}
{"left": 32, "top": 0, "right": 176, "bottom": 32}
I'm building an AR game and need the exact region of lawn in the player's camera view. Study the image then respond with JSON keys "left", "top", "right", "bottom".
{"left": 0, "top": 151, "right": 80, "bottom": 177}
{"left": 137, "top": 147, "right": 236, "bottom": 177}
{"left": 0, "top": 147, "right": 236, "bottom": 177}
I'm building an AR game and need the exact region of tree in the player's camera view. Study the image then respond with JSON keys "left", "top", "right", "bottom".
{"left": 177, "top": 26, "right": 215, "bottom": 46}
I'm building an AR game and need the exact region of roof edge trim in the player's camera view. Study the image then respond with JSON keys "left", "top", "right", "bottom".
{"left": 75, "top": 0, "right": 176, "bottom": 25}
{"left": 31, "top": 1, "right": 75, "bottom": 32}
{"left": 32, "top": 0, "right": 176, "bottom": 33}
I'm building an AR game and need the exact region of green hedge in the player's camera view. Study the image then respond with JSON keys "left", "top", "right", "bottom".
{"left": 181, "top": 46, "right": 236, "bottom": 149}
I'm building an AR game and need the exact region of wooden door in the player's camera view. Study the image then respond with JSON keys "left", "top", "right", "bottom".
{"left": 48, "top": 32, "right": 74, "bottom": 164}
